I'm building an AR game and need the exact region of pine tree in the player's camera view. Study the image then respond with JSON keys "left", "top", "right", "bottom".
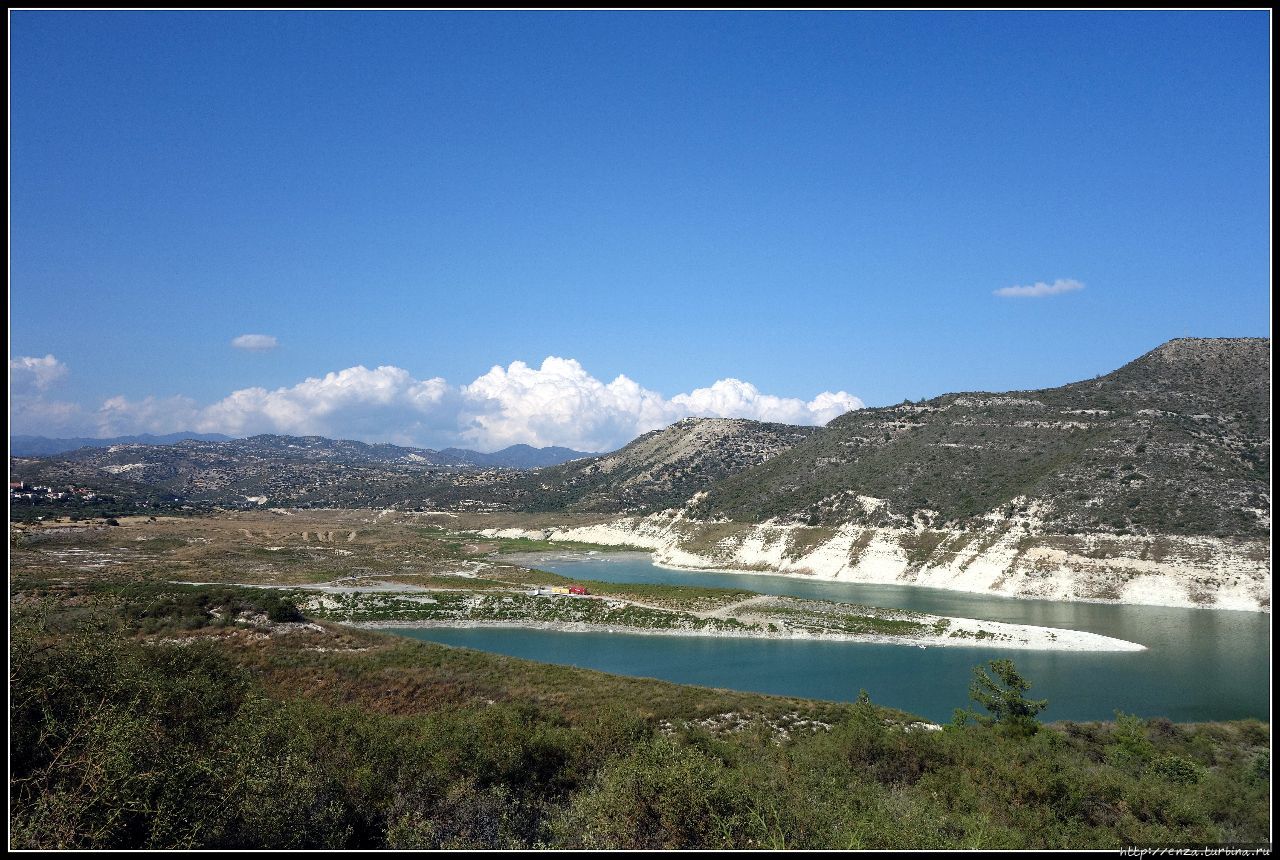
{"left": 967, "top": 659, "right": 1047, "bottom": 735}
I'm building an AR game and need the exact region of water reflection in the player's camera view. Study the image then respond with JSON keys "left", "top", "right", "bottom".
{"left": 393, "top": 552, "right": 1269, "bottom": 723}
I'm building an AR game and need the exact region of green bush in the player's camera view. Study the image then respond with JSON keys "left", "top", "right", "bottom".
{"left": 11, "top": 632, "right": 251, "bottom": 847}
{"left": 264, "top": 596, "right": 304, "bottom": 623}
{"left": 1105, "top": 712, "right": 1156, "bottom": 771}
{"left": 1151, "top": 755, "right": 1205, "bottom": 785}
{"left": 552, "top": 735, "right": 749, "bottom": 849}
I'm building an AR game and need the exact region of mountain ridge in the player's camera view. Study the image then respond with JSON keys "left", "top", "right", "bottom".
{"left": 9, "top": 433, "right": 593, "bottom": 470}
{"left": 9, "top": 432, "right": 235, "bottom": 457}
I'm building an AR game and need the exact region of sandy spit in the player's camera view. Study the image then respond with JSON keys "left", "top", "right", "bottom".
{"left": 351, "top": 618, "right": 1145, "bottom": 652}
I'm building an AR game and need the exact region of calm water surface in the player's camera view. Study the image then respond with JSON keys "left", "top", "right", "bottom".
{"left": 390, "top": 552, "right": 1270, "bottom": 724}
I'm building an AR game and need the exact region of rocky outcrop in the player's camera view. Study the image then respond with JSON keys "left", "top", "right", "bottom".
{"left": 482, "top": 509, "right": 1270, "bottom": 612}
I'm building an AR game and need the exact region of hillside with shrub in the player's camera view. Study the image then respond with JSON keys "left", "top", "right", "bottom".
{"left": 704, "top": 338, "right": 1269, "bottom": 538}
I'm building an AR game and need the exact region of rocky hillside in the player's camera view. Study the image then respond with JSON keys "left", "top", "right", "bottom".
{"left": 389, "top": 417, "right": 821, "bottom": 514}
{"left": 482, "top": 512, "right": 1271, "bottom": 611}
{"left": 11, "top": 419, "right": 812, "bottom": 514}
{"left": 504, "top": 417, "right": 821, "bottom": 514}
{"left": 703, "top": 338, "right": 1269, "bottom": 539}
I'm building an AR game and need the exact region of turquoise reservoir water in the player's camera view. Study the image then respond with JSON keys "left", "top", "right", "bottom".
{"left": 390, "top": 552, "right": 1271, "bottom": 724}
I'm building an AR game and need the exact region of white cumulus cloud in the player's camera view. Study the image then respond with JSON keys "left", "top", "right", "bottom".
{"left": 10, "top": 356, "right": 864, "bottom": 452}
{"left": 459, "top": 357, "right": 675, "bottom": 452}
{"left": 10, "top": 354, "right": 69, "bottom": 392}
{"left": 993, "top": 278, "right": 1085, "bottom": 298}
{"left": 459, "top": 358, "right": 863, "bottom": 452}
{"left": 195, "top": 365, "right": 453, "bottom": 442}
{"left": 671, "top": 379, "right": 863, "bottom": 427}
{"left": 231, "top": 334, "right": 279, "bottom": 351}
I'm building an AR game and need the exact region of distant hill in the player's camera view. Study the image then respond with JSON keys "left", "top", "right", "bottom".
{"left": 10, "top": 432, "right": 592, "bottom": 469}
{"left": 10, "top": 432, "right": 235, "bottom": 457}
{"left": 437, "top": 444, "right": 596, "bottom": 469}
{"left": 702, "top": 338, "right": 1270, "bottom": 538}
{"left": 9, "top": 433, "right": 600, "bottom": 510}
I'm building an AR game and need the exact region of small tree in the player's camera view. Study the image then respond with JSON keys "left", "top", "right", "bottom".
{"left": 966, "top": 659, "right": 1047, "bottom": 735}
{"left": 1105, "top": 710, "right": 1155, "bottom": 770}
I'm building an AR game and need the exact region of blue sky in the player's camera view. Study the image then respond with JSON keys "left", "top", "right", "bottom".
{"left": 9, "top": 10, "right": 1271, "bottom": 451}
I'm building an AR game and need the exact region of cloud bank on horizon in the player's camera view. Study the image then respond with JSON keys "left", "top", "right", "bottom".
{"left": 994, "top": 278, "right": 1085, "bottom": 298}
{"left": 10, "top": 355, "right": 863, "bottom": 453}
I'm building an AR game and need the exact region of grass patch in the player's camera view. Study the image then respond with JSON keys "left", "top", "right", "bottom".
{"left": 899, "top": 529, "right": 951, "bottom": 568}
{"left": 786, "top": 526, "right": 837, "bottom": 559}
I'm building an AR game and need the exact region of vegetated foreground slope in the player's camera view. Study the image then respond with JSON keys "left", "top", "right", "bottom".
{"left": 9, "top": 514, "right": 1271, "bottom": 850}
{"left": 704, "top": 338, "right": 1270, "bottom": 539}
{"left": 13, "top": 607, "right": 1270, "bottom": 850}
